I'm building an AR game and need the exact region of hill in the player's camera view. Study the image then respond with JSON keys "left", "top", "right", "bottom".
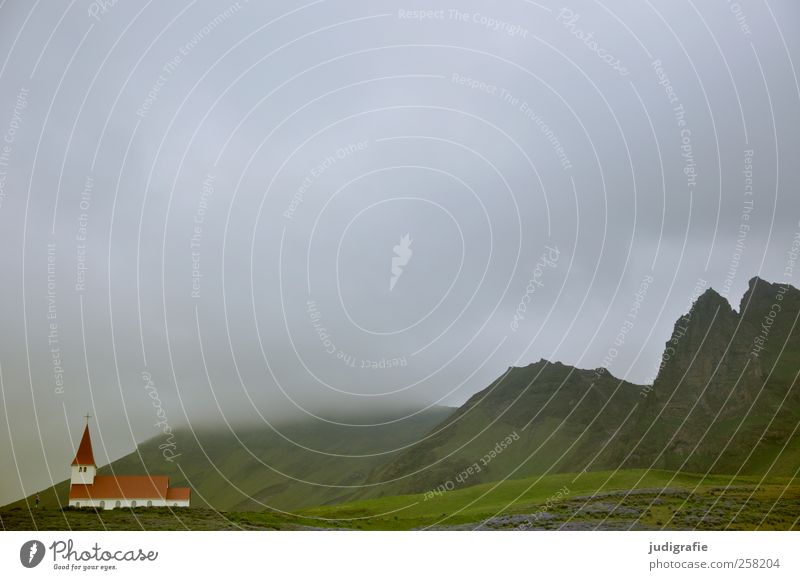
{"left": 359, "top": 360, "right": 642, "bottom": 498}
{"left": 5, "top": 407, "right": 453, "bottom": 512}
{"left": 3, "top": 469, "right": 797, "bottom": 531}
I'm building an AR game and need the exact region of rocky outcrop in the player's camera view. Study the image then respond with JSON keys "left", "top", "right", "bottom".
{"left": 614, "top": 277, "right": 800, "bottom": 474}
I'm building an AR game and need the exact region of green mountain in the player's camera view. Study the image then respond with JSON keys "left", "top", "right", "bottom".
{"left": 358, "top": 361, "right": 642, "bottom": 498}
{"left": 362, "top": 277, "right": 800, "bottom": 498}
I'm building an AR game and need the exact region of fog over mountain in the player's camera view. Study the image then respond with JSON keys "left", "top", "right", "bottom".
{"left": 1, "top": 1, "right": 799, "bottom": 505}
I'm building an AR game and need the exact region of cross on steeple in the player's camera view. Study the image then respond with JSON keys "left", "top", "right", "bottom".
{"left": 84, "top": 413, "right": 91, "bottom": 425}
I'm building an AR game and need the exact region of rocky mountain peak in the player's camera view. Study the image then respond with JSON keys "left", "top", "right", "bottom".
{"left": 739, "top": 276, "right": 799, "bottom": 313}
{"left": 691, "top": 286, "right": 733, "bottom": 314}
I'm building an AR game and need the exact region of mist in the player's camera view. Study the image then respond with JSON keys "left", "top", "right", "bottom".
{"left": 1, "top": 0, "right": 799, "bottom": 505}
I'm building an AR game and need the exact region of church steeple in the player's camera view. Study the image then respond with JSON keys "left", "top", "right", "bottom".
{"left": 71, "top": 422, "right": 96, "bottom": 466}
{"left": 70, "top": 418, "right": 96, "bottom": 485}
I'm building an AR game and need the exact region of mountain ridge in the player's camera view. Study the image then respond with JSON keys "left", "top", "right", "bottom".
{"left": 360, "top": 276, "right": 800, "bottom": 498}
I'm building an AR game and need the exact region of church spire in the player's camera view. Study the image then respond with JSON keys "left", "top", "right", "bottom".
{"left": 71, "top": 421, "right": 96, "bottom": 466}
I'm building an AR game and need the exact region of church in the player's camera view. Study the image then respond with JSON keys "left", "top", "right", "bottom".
{"left": 68, "top": 420, "right": 191, "bottom": 510}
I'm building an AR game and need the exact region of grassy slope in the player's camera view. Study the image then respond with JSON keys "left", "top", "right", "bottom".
{"left": 359, "top": 362, "right": 644, "bottom": 499}
{"left": 3, "top": 407, "right": 454, "bottom": 513}
{"left": 302, "top": 469, "right": 800, "bottom": 530}
{"left": 3, "top": 469, "right": 797, "bottom": 531}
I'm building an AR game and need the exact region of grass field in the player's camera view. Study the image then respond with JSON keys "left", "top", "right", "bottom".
{"left": 3, "top": 469, "right": 798, "bottom": 531}
{"left": 302, "top": 469, "right": 800, "bottom": 530}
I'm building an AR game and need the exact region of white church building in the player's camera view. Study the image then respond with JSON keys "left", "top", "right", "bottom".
{"left": 68, "top": 420, "right": 191, "bottom": 510}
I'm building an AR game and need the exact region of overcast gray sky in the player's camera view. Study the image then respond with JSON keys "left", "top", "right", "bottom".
{"left": 1, "top": 0, "right": 799, "bottom": 505}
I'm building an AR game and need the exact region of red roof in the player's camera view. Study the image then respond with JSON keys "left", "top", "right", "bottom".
{"left": 69, "top": 475, "right": 169, "bottom": 500}
{"left": 71, "top": 424, "right": 96, "bottom": 466}
{"left": 166, "top": 487, "right": 192, "bottom": 501}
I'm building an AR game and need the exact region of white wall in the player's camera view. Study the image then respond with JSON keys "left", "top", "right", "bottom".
{"left": 70, "top": 465, "right": 96, "bottom": 485}
{"left": 68, "top": 498, "right": 190, "bottom": 510}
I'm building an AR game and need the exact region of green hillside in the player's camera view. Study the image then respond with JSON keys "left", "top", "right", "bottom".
{"left": 3, "top": 469, "right": 797, "bottom": 530}
{"left": 5, "top": 407, "right": 453, "bottom": 512}
{"left": 302, "top": 468, "right": 800, "bottom": 530}
{"left": 359, "top": 360, "right": 642, "bottom": 498}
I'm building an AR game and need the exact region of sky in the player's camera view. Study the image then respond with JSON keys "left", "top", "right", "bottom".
{"left": 1, "top": 0, "right": 799, "bottom": 505}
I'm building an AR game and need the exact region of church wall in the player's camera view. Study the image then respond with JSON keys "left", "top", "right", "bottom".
{"left": 70, "top": 465, "right": 96, "bottom": 485}
{"left": 68, "top": 498, "right": 190, "bottom": 510}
